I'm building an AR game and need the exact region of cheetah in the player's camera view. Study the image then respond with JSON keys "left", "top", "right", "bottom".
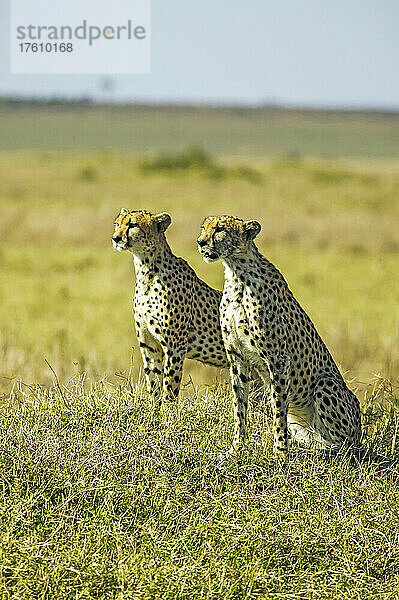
{"left": 197, "top": 215, "right": 361, "bottom": 456}
{"left": 112, "top": 209, "right": 228, "bottom": 401}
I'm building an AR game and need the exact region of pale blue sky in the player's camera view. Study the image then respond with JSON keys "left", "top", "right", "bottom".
{"left": 1, "top": 0, "right": 398, "bottom": 108}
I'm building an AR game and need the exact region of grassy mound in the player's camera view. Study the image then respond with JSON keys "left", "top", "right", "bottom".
{"left": 1, "top": 378, "right": 398, "bottom": 599}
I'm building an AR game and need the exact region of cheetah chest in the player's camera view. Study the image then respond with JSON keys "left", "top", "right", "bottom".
{"left": 222, "top": 296, "right": 263, "bottom": 365}
{"left": 134, "top": 278, "right": 167, "bottom": 333}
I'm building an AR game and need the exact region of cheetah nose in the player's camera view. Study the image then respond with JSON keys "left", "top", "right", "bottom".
{"left": 197, "top": 239, "right": 207, "bottom": 247}
{"left": 113, "top": 235, "right": 122, "bottom": 243}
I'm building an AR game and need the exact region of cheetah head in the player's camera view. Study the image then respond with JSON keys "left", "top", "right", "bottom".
{"left": 112, "top": 208, "right": 171, "bottom": 256}
{"left": 197, "top": 215, "right": 261, "bottom": 262}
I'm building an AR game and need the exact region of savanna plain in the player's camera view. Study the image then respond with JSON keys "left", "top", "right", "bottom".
{"left": 1, "top": 102, "right": 399, "bottom": 599}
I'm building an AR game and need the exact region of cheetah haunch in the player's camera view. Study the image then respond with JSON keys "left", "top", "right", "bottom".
{"left": 198, "top": 215, "right": 361, "bottom": 456}
{"left": 112, "top": 209, "right": 228, "bottom": 401}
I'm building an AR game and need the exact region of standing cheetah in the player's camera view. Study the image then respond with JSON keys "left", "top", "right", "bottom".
{"left": 112, "top": 209, "right": 228, "bottom": 401}
{"left": 197, "top": 215, "right": 361, "bottom": 456}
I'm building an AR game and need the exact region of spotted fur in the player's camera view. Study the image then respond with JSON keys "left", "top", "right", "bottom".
{"left": 112, "top": 209, "right": 228, "bottom": 401}
{"left": 198, "top": 215, "right": 361, "bottom": 456}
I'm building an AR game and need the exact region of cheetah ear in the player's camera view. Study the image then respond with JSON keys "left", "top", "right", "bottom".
{"left": 119, "top": 207, "right": 129, "bottom": 215}
{"left": 244, "top": 220, "right": 261, "bottom": 240}
{"left": 155, "top": 212, "right": 171, "bottom": 233}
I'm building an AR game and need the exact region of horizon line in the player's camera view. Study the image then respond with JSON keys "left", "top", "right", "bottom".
{"left": 1, "top": 94, "right": 399, "bottom": 115}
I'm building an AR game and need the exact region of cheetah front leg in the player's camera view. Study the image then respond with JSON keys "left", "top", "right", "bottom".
{"left": 137, "top": 331, "right": 164, "bottom": 395}
{"left": 227, "top": 350, "right": 250, "bottom": 453}
{"left": 162, "top": 340, "right": 188, "bottom": 402}
{"left": 268, "top": 351, "right": 291, "bottom": 457}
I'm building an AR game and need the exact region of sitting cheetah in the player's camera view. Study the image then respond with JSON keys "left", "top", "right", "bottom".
{"left": 197, "top": 215, "right": 361, "bottom": 456}
{"left": 112, "top": 209, "right": 228, "bottom": 401}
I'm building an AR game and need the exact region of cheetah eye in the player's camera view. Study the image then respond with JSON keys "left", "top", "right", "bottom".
{"left": 127, "top": 223, "right": 139, "bottom": 229}
{"left": 214, "top": 226, "right": 224, "bottom": 233}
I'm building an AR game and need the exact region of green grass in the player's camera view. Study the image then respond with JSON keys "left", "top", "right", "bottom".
{"left": 1, "top": 103, "right": 399, "bottom": 157}
{"left": 1, "top": 378, "right": 399, "bottom": 599}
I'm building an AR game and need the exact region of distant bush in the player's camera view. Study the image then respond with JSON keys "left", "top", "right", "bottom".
{"left": 310, "top": 168, "right": 353, "bottom": 184}
{"left": 140, "top": 145, "right": 212, "bottom": 172}
{"left": 232, "top": 165, "right": 263, "bottom": 184}
{"left": 309, "top": 167, "right": 379, "bottom": 187}
{"left": 77, "top": 165, "right": 97, "bottom": 181}
{"left": 139, "top": 145, "right": 262, "bottom": 184}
